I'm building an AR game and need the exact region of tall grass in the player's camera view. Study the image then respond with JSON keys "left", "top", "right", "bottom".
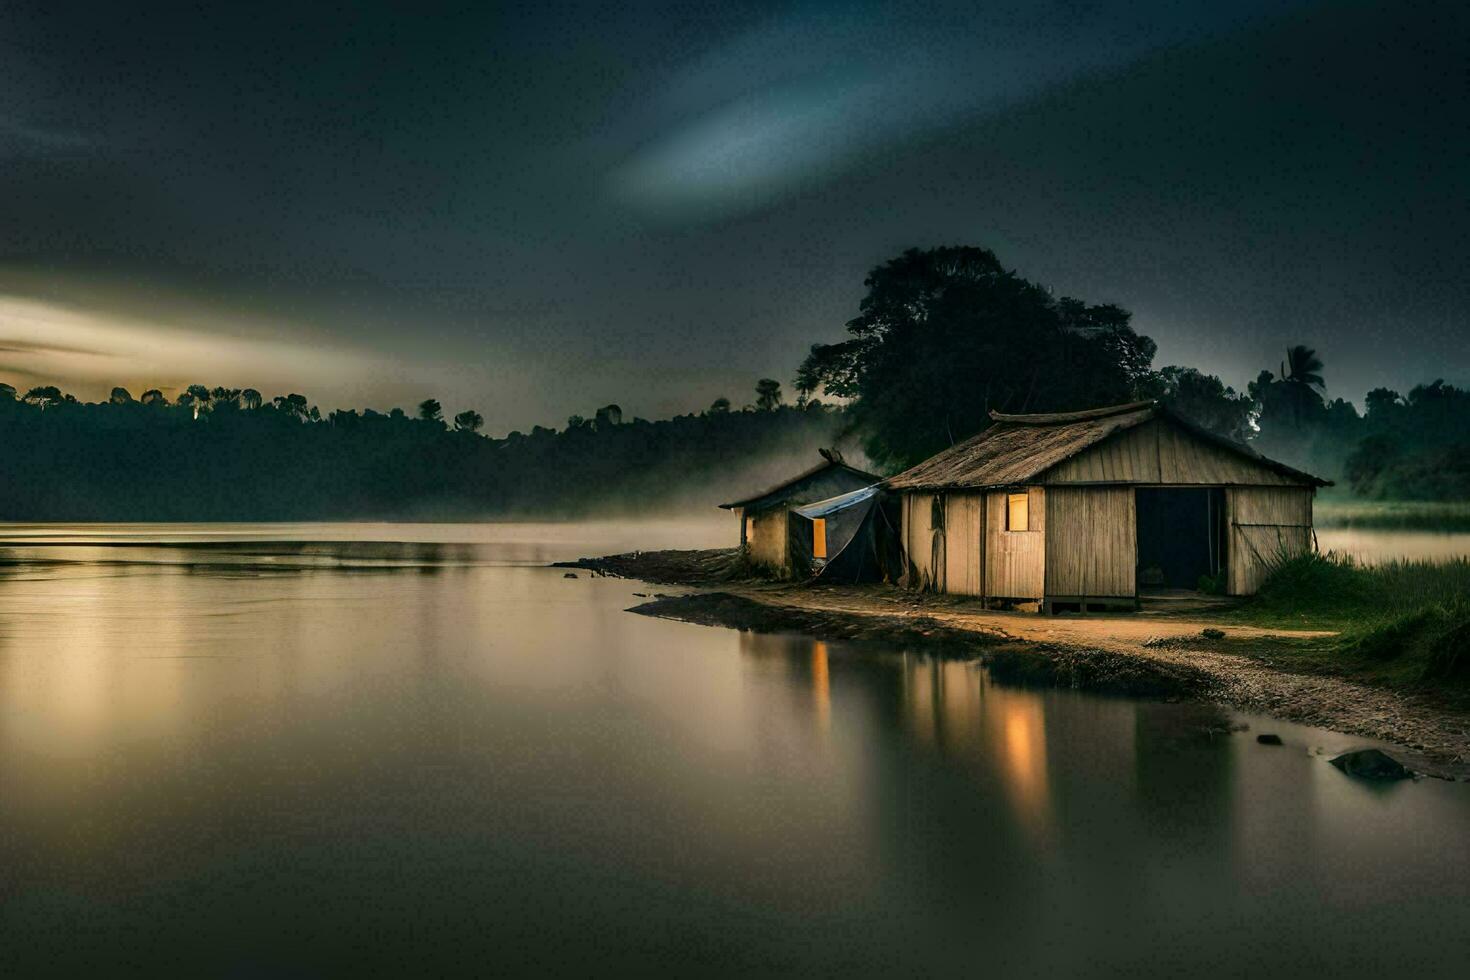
{"left": 1251, "top": 551, "right": 1470, "bottom": 620}
{"left": 1244, "top": 551, "right": 1470, "bottom": 687}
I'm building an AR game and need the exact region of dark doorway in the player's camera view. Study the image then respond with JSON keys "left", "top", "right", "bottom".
{"left": 1135, "top": 488, "right": 1227, "bottom": 591}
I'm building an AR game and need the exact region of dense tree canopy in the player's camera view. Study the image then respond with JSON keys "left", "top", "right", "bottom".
{"left": 796, "top": 247, "right": 1157, "bottom": 469}
{"left": 1344, "top": 381, "right": 1470, "bottom": 499}
{"left": 1138, "top": 367, "right": 1254, "bottom": 442}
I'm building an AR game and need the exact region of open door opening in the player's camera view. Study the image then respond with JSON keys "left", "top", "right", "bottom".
{"left": 1135, "top": 488, "right": 1227, "bottom": 592}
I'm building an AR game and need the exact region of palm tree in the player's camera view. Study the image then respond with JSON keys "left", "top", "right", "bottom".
{"left": 1280, "top": 345, "right": 1325, "bottom": 391}
{"left": 1278, "top": 345, "right": 1325, "bottom": 425}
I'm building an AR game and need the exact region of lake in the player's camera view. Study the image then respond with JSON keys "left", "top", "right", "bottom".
{"left": 2, "top": 523, "right": 1467, "bottom": 977}
{"left": 1315, "top": 527, "right": 1470, "bottom": 565}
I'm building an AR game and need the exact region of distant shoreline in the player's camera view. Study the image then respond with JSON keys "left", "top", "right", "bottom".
{"left": 1315, "top": 499, "right": 1470, "bottom": 533}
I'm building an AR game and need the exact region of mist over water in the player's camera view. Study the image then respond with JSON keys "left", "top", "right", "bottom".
{"left": 1315, "top": 528, "right": 1470, "bottom": 565}
{"left": 0, "top": 519, "right": 733, "bottom": 566}
{"left": 1, "top": 523, "right": 1467, "bottom": 976}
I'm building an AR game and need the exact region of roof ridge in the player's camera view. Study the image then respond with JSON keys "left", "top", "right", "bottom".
{"left": 988, "top": 400, "right": 1157, "bottom": 425}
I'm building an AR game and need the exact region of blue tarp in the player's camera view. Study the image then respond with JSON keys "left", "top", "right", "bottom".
{"left": 787, "top": 484, "right": 901, "bottom": 583}
{"left": 792, "top": 484, "right": 880, "bottom": 519}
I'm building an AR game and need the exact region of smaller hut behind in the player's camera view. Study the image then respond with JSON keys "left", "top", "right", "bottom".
{"left": 719, "top": 451, "right": 877, "bottom": 578}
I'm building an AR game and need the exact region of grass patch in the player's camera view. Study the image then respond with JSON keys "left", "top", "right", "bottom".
{"left": 1233, "top": 551, "right": 1470, "bottom": 698}
{"left": 1243, "top": 551, "right": 1470, "bottom": 626}
{"left": 1341, "top": 603, "right": 1470, "bottom": 683}
{"left": 1315, "top": 498, "right": 1470, "bottom": 532}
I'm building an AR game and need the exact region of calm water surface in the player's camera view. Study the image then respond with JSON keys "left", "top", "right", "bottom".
{"left": 1315, "top": 527, "right": 1470, "bottom": 564}
{"left": 1, "top": 523, "right": 1467, "bottom": 977}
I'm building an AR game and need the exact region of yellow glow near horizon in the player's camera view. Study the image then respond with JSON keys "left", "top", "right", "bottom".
{"left": 0, "top": 292, "right": 391, "bottom": 399}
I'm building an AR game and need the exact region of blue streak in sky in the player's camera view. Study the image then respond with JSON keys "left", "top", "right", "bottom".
{"left": 610, "top": 0, "right": 1311, "bottom": 219}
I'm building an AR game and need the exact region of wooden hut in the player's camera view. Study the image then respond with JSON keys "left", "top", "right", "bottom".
{"left": 719, "top": 451, "right": 878, "bottom": 577}
{"left": 885, "top": 401, "right": 1329, "bottom": 609}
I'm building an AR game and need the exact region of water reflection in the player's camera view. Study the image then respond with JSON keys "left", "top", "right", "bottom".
{"left": 1315, "top": 528, "right": 1470, "bottom": 565}
{"left": 999, "top": 696, "right": 1049, "bottom": 827}
{"left": 811, "top": 640, "right": 831, "bottom": 731}
{"left": 2, "top": 530, "right": 1468, "bottom": 977}
{"left": 893, "top": 654, "right": 1053, "bottom": 834}
{"left": 727, "top": 627, "right": 1470, "bottom": 976}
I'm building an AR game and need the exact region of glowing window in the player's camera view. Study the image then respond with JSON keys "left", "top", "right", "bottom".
{"left": 813, "top": 518, "right": 827, "bottom": 559}
{"left": 1007, "top": 492, "right": 1029, "bottom": 532}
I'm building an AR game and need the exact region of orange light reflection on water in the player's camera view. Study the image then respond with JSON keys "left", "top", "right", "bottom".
{"left": 810, "top": 641, "right": 831, "bottom": 732}
{"left": 899, "top": 655, "right": 1052, "bottom": 838}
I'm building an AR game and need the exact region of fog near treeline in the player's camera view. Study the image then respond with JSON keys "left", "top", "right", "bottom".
{"left": 2, "top": 245, "right": 1465, "bottom": 522}
{"left": 0, "top": 384, "right": 861, "bottom": 522}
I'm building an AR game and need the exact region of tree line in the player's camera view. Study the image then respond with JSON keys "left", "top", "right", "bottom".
{"left": 1, "top": 244, "right": 1465, "bottom": 520}
{"left": 0, "top": 377, "right": 847, "bottom": 520}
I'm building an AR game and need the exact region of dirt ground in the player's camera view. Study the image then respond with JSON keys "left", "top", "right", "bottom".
{"left": 562, "top": 549, "right": 1470, "bottom": 778}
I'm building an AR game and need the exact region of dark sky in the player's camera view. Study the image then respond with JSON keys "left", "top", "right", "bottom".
{"left": 1, "top": 1, "right": 1465, "bottom": 432}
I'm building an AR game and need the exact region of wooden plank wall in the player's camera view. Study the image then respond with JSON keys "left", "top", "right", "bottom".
{"left": 1227, "top": 487, "right": 1314, "bottom": 595}
{"left": 985, "top": 487, "right": 1045, "bottom": 599}
{"left": 1043, "top": 419, "right": 1300, "bottom": 486}
{"left": 943, "top": 493, "right": 985, "bottom": 596}
{"left": 1045, "top": 487, "right": 1137, "bottom": 597}
{"left": 902, "top": 493, "right": 940, "bottom": 590}
{"left": 746, "top": 509, "right": 789, "bottom": 575}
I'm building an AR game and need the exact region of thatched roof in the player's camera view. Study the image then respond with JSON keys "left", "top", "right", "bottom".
{"left": 719, "top": 454, "right": 879, "bottom": 511}
{"left": 885, "top": 401, "right": 1329, "bottom": 490}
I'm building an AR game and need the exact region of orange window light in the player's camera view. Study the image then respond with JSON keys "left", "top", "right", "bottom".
{"left": 1007, "top": 492, "right": 1029, "bottom": 532}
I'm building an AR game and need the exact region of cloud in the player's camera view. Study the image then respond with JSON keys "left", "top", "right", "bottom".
{"left": 0, "top": 293, "right": 391, "bottom": 399}
{"left": 0, "top": 116, "right": 96, "bottom": 157}
{"left": 0, "top": 339, "right": 114, "bottom": 357}
{"left": 607, "top": 1, "right": 1306, "bottom": 220}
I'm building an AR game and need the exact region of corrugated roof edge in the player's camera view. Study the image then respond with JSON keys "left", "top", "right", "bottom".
{"left": 717, "top": 459, "right": 881, "bottom": 510}
{"left": 792, "top": 484, "right": 882, "bottom": 519}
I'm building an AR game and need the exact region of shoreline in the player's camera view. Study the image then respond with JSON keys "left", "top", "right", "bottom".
{"left": 560, "top": 549, "right": 1470, "bottom": 780}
